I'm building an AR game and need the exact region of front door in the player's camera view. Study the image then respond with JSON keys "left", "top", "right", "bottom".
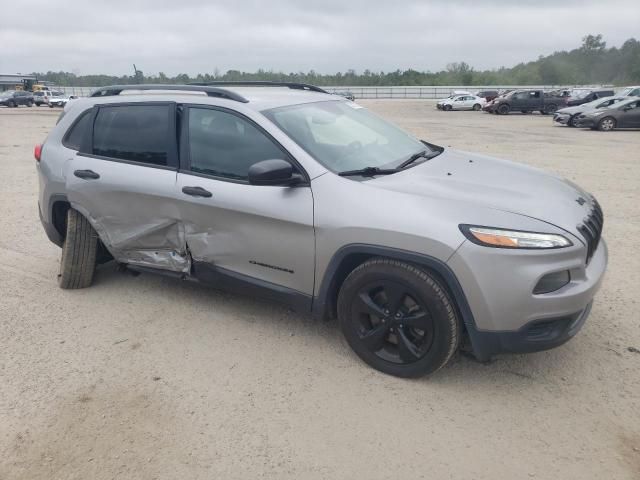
{"left": 63, "top": 102, "right": 187, "bottom": 271}
{"left": 176, "top": 105, "right": 315, "bottom": 299}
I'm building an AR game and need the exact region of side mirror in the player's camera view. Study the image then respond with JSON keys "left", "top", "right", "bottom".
{"left": 248, "top": 159, "right": 303, "bottom": 186}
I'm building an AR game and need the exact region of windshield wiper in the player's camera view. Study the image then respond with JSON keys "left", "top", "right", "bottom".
{"left": 397, "top": 149, "right": 439, "bottom": 170}
{"left": 338, "top": 166, "right": 399, "bottom": 177}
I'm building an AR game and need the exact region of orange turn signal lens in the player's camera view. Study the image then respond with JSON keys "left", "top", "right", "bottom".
{"left": 461, "top": 226, "right": 572, "bottom": 249}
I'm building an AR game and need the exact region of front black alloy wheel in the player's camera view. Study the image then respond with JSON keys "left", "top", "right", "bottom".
{"left": 338, "top": 259, "right": 459, "bottom": 378}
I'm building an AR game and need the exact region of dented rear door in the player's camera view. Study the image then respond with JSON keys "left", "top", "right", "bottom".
{"left": 64, "top": 102, "right": 189, "bottom": 272}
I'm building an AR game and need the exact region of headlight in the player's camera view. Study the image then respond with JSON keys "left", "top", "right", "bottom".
{"left": 460, "top": 225, "right": 572, "bottom": 249}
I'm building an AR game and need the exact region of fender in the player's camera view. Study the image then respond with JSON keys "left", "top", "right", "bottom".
{"left": 312, "top": 243, "right": 496, "bottom": 359}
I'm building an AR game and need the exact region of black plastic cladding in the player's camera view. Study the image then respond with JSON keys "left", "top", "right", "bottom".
{"left": 90, "top": 84, "right": 249, "bottom": 103}
{"left": 578, "top": 198, "right": 603, "bottom": 264}
{"left": 188, "top": 81, "right": 329, "bottom": 94}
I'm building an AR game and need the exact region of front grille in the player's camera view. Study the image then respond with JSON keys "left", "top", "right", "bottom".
{"left": 577, "top": 198, "right": 603, "bottom": 264}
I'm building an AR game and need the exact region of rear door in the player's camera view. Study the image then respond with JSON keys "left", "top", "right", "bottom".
{"left": 63, "top": 102, "right": 188, "bottom": 271}
{"left": 175, "top": 105, "right": 315, "bottom": 298}
{"left": 618, "top": 100, "right": 640, "bottom": 127}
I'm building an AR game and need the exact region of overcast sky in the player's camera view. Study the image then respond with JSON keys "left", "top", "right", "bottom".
{"left": 1, "top": 0, "right": 638, "bottom": 76}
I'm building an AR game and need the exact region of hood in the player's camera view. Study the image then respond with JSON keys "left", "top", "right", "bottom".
{"left": 556, "top": 105, "right": 589, "bottom": 115}
{"left": 370, "top": 149, "right": 593, "bottom": 239}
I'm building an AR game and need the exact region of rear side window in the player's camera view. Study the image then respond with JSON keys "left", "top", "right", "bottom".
{"left": 62, "top": 111, "right": 92, "bottom": 149}
{"left": 93, "top": 105, "right": 170, "bottom": 166}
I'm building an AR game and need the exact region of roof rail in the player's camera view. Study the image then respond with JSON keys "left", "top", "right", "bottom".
{"left": 89, "top": 84, "right": 249, "bottom": 103}
{"left": 188, "top": 81, "right": 329, "bottom": 94}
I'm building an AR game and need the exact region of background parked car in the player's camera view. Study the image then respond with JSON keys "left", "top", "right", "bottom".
{"left": 33, "top": 90, "right": 52, "bottom": 106}
{"left": 574, "top": 97, "right": 640, "bottom": 131}
{"left": 483, "top": 89, "right": 565, "bottom": 114}
{"left": 474, "top": 90, "right": 499, "bottom": 102}
{"left": 553, "top": 96, "right": 628, "bottom": 127}
{"left": 0, "top": 90, "right": 34, "bottom": 107}
{"left": 48, "top": 93, "right": 76, "bottom": 108}
{"left": 437, "top": 94, "right": 485, "bottom": 111}
{"left": 566, "top": 88, "right": 615, "bottom": 106}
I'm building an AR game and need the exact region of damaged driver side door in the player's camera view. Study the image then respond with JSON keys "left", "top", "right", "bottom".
{"left": 64, "top": 102, "right": 189, "bottom": 272}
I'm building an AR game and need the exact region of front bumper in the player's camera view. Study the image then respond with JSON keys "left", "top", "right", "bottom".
{"left": 574, "top": 117, "right": 597, "bottom": 128}
{"left": 448, "top": 237, "right": 608, "bottom": 360}
{"left": 466, "top": 302, "right": 592, "bottom": 360}
{"left": 553, "top": 113, "right": 570, "bottom": 125}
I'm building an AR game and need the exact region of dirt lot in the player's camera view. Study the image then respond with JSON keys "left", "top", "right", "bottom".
{"left": 1, "top": 102, "right": 639, "bottom": 480}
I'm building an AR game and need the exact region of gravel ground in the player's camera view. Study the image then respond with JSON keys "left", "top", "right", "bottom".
{"left": 1, "top": 102, "right": 639, "bottom": 480}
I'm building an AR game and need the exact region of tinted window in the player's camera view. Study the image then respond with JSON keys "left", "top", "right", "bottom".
{"left": 63, "top": 111, "right": 92, "bottom": 149}
{"left": 93, "top": 105, "right": 170, "bottom": 166}
{"left": 188, "top": 108, "right": 286, "bottom": 181}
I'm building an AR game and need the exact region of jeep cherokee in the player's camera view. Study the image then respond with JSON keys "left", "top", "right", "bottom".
{"left": 36, "top": 82, "right": 607, "bottom": 377}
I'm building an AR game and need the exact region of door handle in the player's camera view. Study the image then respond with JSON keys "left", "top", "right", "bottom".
{"left": 74, "top": 169, "right": 100, "bottom": 180}
{"left": 182, "top": 186, "right": 212, "bottom": 198}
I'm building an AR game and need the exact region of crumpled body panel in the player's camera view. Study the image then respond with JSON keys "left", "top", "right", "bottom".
{"left": 98, "top": 216, "right": 190, "bottom": 272}
{"left": 64, "top": 155, "right": 190, "bottom": 272}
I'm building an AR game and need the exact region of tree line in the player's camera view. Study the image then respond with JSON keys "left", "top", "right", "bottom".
{"left": 34, "top": 35, "right": 640, "bottom": 87}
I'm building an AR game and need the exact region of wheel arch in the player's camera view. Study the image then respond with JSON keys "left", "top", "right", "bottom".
{"left": 312, "top": 244, "right": 476, "bottom": 328}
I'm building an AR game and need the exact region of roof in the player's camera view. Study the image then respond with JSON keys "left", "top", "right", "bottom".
{"left": 86, "top": 83, "right": 342, "bottom": 111}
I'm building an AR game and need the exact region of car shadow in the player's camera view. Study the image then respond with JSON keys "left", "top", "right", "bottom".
{"left": 92, "top": 262, "right": 587, "bottom": 387}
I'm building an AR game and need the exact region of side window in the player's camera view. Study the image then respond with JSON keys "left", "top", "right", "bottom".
{"left": 93, "top": 105, "right": 170, "bottom": 166}
{"left": 188, "top": 108, "right": 288, "bottom": 181}
{"left": 63, "top": 110, "right": 92, "bottom": 150}
{"left": 631, "top": 89, "right": 640, "bottom": 97}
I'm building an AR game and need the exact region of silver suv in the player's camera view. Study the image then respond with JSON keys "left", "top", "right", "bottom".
{"left": 36, "top": 83, "right": 607, "bottom": 377}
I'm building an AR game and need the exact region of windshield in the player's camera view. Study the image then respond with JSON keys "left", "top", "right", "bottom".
{"left": 617, "top": 87, "right": 638, "bottom": 96}
{"left": 582, "top": 97, "right": 617, "bottom": 108}
{"left": 263, "top": 101, "right": 431, "bottom": 173}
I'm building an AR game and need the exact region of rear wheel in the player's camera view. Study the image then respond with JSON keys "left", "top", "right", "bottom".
{"left": 8, "top": 100, "right": 16, "bottom": 108}
{"left": 497, "top": 104, "right": 510, "bottom": 115}
{"left": 597, "top": 117, "right": 616, "bottom": 131}
{"left": 543, "top": 104, "right": 558, "bottom": 115}
{"left": 58, "top": 209, "right": 98, "bottom": 289}
{"left": 473, "top": 103, "right": 481, "bottom": 111}
{"left": 338, "top": 258, "right": 459, "bottom": 378}
{"left": 27, "top": 100, "right": 33, "bottom": 107}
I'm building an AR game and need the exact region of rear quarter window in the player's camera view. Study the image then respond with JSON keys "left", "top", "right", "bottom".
{"left": 62, "top": 110, "right": 92, "bottom": 149}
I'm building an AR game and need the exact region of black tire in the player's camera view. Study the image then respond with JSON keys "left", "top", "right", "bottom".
{"left": 337, "top": 258, "right": 460, "bottom": 378}
{"left": 597, "top": 117, "right": 616, "bottom": 131}
{"left": 58, "top": 208, "right": 98, "bottom": 289}
{"left": 569, "top": 115, "right": 578, "bottom": 127}
{"left": 543, "top": 104, "right": 558, "bottom": 115}
{"left": 8, "top": 100, "right": 16, "bottom": 108}
{"left": 473, "top": 103, "right": 481, "bottom": 111}
{"left": 443, "top": 104, "right": 452, "bottom": 111}
{"left": 497, "top": 104, "right": 510, "bottom": 115}
{"left": 27, "top": 100, "right": 33, "bottom": 107}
